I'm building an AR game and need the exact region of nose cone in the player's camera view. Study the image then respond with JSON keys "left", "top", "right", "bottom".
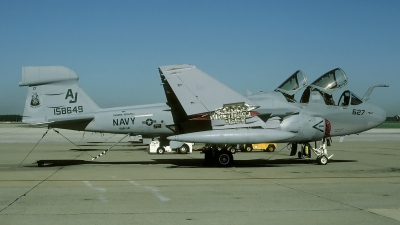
{"left": 368, "top": 105, "right": 386, "bottom": 129}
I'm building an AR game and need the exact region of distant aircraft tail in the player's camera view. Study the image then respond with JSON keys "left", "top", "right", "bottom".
{"left": 19, "top": 66, "right": 100, "bottom": 126}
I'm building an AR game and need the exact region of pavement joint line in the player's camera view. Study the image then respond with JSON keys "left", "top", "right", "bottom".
{"left": 1, "top": 175, "right": 400, "bottom": 182}
{"left": 0, "top": 208, "right": 361, "bottom": 216}
{"left": 0, "top": 166, "right": 65, "bottom": 214}
{"left": 0, "top": 149, "right": 89, "bottom": 214}
{"left": 0, "top": 134, "right": 119, "bottom": 211}
{"left": 333, "top": 149, "right": 400, "bottom": 154}
{"left": 268, "top": 179, "right": 399, "bottom": 223}
{"left": 231, "top": 168, "right": 400, "bottom": 222}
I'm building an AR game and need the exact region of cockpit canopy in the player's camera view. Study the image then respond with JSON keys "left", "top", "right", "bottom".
{"left": 274, "top": 70, "right": 308, "bottom": 102}
{"left": 300, "top": 68, "right": 348, "bottom": 105}
{"left": 309, "top": 68, "right": 348, "bottom": 95}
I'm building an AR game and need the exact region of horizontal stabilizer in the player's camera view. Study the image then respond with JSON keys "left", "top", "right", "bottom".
{"left": 23, "top": 113, "right": 94, "bottom": 125}
{"left": 46, "top": 114, "right": 94, "bottom": 124}
{"left": 20, "top": 66, "right": 79, "bottom": 86}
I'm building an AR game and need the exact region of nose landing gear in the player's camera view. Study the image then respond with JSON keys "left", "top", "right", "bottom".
{"left": 310, "top": 141, "right": 333, "bottom": 165}
{"left": 291, "top": 139, "right": 333, "bottom": 165}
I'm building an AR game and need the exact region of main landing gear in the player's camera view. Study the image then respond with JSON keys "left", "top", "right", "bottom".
{"left": 203, "top": 145, "right": 234, "bottom": 167}
{"left": 290, "top": 139, "right": 333, "bottom": 165}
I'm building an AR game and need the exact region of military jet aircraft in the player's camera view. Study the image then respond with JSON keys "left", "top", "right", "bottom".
{"left": 19, "top": 66, "right": 192, "bottom": 158}
{"left": 158, "top": 64, "right": 388, "bottom": 166}
{"left": 19, "top": 66, "right": 310, "bottom": 161}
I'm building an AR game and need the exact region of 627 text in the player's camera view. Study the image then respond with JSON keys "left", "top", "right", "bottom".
{"left": 352, "top": 109, "right": 365, "bottom": 115}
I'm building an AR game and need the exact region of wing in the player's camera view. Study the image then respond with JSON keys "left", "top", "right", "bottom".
{"left": 158, "top": 65, "right": 314, "bottom": 144}
{"left": 159, "top": 65, "right": 264, "bottom": 133}
{"left": 159, "top": 65, "right": 258, "bottom": 116}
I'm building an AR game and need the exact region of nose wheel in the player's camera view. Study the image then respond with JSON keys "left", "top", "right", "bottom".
{"left": 316, "top": 155, "right": 328, "bottom": 165}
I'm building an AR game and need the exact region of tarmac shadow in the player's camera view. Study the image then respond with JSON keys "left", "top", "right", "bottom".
{"left": 69, "top": 148, "right": 147, "bottom": 152}
{"left": 28, "top": 158, "right": 357, "bottom": 168}
{"left": 69, "top": 148, "right": 106, "bottom": 152}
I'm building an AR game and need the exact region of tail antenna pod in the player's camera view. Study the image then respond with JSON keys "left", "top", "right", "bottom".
{"left": 362, "top": 84, "right": 389, "bottom": 102}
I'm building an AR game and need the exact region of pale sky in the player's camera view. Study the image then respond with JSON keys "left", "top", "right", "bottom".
{"left": 1, "top": 0, "right": 399, "bottom": 116}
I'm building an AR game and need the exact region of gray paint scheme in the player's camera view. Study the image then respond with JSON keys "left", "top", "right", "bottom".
{"left": 20, "top": 66, "right": 175, "bottom": 139}
{"left": 159, "top": 64, "right": 387, "bottom": 144}
{"left": 159, "top": 65, "right": 257, "bottom": 116}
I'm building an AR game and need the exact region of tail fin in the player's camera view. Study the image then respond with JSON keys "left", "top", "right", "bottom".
{"left": 19, "top": 66, "right": 100, "bottom": 124}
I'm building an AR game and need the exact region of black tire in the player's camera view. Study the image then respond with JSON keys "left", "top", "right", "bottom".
{"left": 216, "top": 150, "right": 233, "bottom": 166}
{"left": 298, "top": 151, "right": 303, "bottom": 159}
{"left": 157, "top": 147, "right": 165, "bottom": 154}
{"left": 178, "top": 144, "right": 189, "bottom": 154}
{"left": 245, "top": 144, "right": 253, "bottom": 152}
{"left": 202, "top": 144, "right": 211, "bottom": 153}
{"left": 204, "top": 149, "right": 213, "bottom": 165}
{"left": 316, "top": 155, "right": 328, "bottom": 165}
{"left": 266, "top": 144, "right": 276, "bottom": 152}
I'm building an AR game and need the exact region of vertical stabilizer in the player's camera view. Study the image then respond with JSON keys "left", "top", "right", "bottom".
{"left": 20, "top": 66, "right": 100, "bottom": 124}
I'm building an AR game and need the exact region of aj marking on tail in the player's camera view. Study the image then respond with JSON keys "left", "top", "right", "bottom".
{"left": 65, "top": 89, "right": 78, "bottom": 103}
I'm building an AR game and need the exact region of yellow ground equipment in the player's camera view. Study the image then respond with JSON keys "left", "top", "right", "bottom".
{"left": 240, "top": 143, "right": 277, "bottom": 152}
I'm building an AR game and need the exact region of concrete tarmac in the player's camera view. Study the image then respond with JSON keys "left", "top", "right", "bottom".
{"left": 1, "top": 123, "right": 400, "bottom": 224}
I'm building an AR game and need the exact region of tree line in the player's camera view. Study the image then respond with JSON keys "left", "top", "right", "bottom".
{"left": 0, "top": 115, "right": 22, "bottom": 122}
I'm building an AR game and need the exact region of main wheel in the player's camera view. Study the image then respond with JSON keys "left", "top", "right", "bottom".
{"left": 245, "top": 144, "right": 253, "bottom": 152}
{"left": 298, "top": 151, "right": 303, "bottom": 159}
{"left": 157, "top": 147, "right": 165, "bottom": 154}
{"left": 216, "top": 150, "right": 233, "bottom": 166}
{"left": 178, "top": 144, "right": 189, "bottom": 154}
{"left": 204, "top": 149, "right": 213, "bottom": 165}
{"left": 316, "top": 155, "right": 328, "bottom": 165}
{"left": 266, "top": 144, "right": 276, "bottom": 152}
{"left": 229, "top": 146, "right": 237, "bottom": 154}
